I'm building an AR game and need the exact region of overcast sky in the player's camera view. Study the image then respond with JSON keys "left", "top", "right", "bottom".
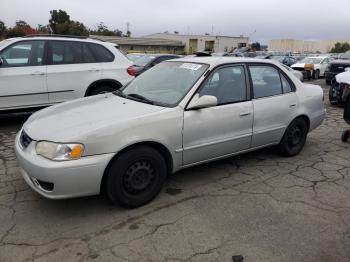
{"left": 1, "top": 0, "right": 349, "bottom": 43}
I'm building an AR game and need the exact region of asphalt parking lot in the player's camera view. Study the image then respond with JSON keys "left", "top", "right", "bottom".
{"left": 0, "top": 79, "right": 349, "bottom": 262}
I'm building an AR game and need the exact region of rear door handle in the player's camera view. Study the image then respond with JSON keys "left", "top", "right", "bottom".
{"left": 239, "top": 112, "right": 252, "bottom": 117}
{"left": 31, "top": 71, "right": 45, "bottom": 76}
{"left": 89, "top": 68, "right": 100, "bottom": 72}
{"left": 289, "top": 104, "right": 297, "bottom": 107}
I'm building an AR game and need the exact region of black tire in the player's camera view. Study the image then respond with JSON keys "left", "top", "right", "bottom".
{"left": 278, "top": 118, "right": 308, "bottom": 157}
{"left": 329, "top": 85, "right": 338, "bottom": 105}
{"left": 106, "top": 146, "right": 167, "bottom": 208}
{"left": 89, "top": 85, "right": 116, "bottom": 96}
{"left": 341, "top": 130, "right": 349, "bottom": 142}
{"left": 313, "top": 70, "right": 320, "bottom": 80}
{"left": 326, "top": 79, "right": 331, "bottom": 85}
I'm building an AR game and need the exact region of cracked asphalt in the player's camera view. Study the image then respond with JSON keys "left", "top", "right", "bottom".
{"left": 1, "top": 79, "right": 350, "bottom": 262}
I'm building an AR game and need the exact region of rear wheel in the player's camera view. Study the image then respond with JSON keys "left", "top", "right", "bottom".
{"left": 313, "top": 70, "right": 320, "bottom": 80}
{"left": 106, "top": 146, "right": 167, "bottom": 208}
{"left": 89, "top": 85, "right": 116, "bottom": 96}
{"left": 326, "top": 79, "right": 331, "bottom": 85}
{"left": 278, "top": 118, "right": 308, "bottom": 156}
{"left": 341, "top": 130, "right": 349, "bottom": 142}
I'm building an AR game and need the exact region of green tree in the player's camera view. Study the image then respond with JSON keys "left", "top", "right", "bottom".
{"left": 49, "top": 9, "right": 88, "bottom": 36}
{"left": 90, "top": 22, "right": 122, "bottom": 36}
{"left": 0, "top": 20, "right": 6, "bottom": 39}
{"left": 49, "top": 9, "right": 70, "bottom": 34}
{"left": 330, "top": 42, "right": 350, "bottom": 53}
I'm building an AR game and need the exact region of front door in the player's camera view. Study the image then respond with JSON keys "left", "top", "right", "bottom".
{"left": 0, "top": 40, "right": 48, "bottom": 110}
{"left": 183, "top": 65, "right": 253, "bottom": 166}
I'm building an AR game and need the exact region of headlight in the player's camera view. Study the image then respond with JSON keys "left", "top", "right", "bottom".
{"left": 36, "top": 141, "right": 84, "bottom": 161}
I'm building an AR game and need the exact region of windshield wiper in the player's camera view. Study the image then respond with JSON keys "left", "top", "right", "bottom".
{"left": 113, "top": 89, "right": 127, "bottom": 98}
{"left": 127, "top": 93, "right": 154, "bottom": 105}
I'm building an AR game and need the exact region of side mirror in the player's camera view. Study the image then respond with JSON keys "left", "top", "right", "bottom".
{"left": 345, "top": 67, "right": 350, "bottom": 72}
{"left": 187, "top": 94, "right": 217, "bottom": 110}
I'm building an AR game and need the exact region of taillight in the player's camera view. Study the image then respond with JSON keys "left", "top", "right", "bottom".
{"left": 127, "top": 65, "right": 135, "bottom": 76}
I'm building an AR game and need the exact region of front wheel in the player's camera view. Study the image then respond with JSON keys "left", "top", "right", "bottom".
{"left": 106, "top": 146, "right": 167, "bottom": 208}
{"left": 278, "top": 118, "right": 308, "bottom": 156}
{"left": 313, "top": 70, "right": 320, "bottom": 80}
{"left": 89, "top": 85, "right": 116, "bottom": 96}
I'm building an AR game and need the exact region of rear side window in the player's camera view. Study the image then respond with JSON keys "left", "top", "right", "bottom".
{"left": 51, "top": 41, "right": 83, "bottom": 65}
{"left": 249, "top": 65, "right": 293, "bottom": 99}
{"left": 82, "top": 43, "right": 96, "bottom": 63}
{"left": 88, "top": 43, "right": 114, "bottom": 62}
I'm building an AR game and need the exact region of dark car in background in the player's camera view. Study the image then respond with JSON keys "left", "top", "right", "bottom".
{"left": 324, "top": 52, "right": 350, "bottom": 85}
{"left": 267, "top": 55, "right": 298, "bottom": 67}
{"left": 132, "top": 54, "right": 181, "bottom": 76}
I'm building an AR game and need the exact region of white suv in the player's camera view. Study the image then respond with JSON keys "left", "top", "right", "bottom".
{"left": 0, "top": 36, "right": 134, "bottom": 111}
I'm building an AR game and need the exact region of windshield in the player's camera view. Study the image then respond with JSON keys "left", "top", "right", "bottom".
{"left": 0, "top": 39, "right": 12, "bottom": 49}
{"left": 122, "top": 61, "right": 209, "bottom": 106}
{"left": 300, "top": 57, "right": 323, "bottom": 64}
{"left": 127, "top": 53, "right": 146, "bottom": 62}
{"left": 133, "top": 55, "right": 156, "bottom": 67}
{"left": 270, "top": 56, "right": 285, "bottom": 62}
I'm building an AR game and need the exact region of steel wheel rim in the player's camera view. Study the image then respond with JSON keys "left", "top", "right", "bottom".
{"left": 123, "top": 160, "right": 155, "bottom": 195}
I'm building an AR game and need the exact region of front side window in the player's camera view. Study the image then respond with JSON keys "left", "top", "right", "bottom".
{"left": 122, "top": 61, "right": 209, "bottom": 106}
{"left": 0, "top": 41, "right": 45, "bottom": 67}
{"left": 249, "top": 65, "right": 283, "bottom": 99}
{"left": 51, "top": 41, "right": 83, "bottom": 65}
{"left": 199, "top": 65, "right": 247, "bottom": 105}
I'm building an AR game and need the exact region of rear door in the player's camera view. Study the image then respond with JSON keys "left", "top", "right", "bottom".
{"left": 46, "top": 40, "right": 102, "bottom": 103}
{"left": 0, "top": 40, "right": 48, "bottom": 110}
{"left": 248, "top": 64, "right": 298, "bottom": 147}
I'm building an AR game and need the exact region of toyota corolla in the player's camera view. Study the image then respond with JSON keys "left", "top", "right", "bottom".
{"left": 15, "top": 57, "right": 326, "bottom": 208}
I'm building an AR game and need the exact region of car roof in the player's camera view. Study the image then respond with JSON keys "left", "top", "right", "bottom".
{"left": 170, "top": 56, "right": 281, "bottom": 67}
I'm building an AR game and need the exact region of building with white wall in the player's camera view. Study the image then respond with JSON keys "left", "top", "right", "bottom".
{"left": 144, "top": 33, "right": 249, "bottom": 54}
{"left": 269, "top": 39, "right": 350, "bottom": 53}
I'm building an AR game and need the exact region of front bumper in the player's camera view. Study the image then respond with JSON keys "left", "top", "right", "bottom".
{"left": 15, "top": 131, "right": 114, "bottom": 199}
{"left": 324, "top": 72, "right": 337, "bottom": 81}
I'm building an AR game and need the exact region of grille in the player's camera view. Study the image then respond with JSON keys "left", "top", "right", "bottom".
{"left": 20, "top": 131, "right": 33, "bottom": 149}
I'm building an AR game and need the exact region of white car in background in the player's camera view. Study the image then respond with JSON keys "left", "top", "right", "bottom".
{"left": 291, "top": 56, "right": 332, "bottom": 80}
{"left": 0, "top": 36, "right": 134, "bottom": 111}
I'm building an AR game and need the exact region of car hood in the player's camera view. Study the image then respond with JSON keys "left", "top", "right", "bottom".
{"left": 336, "top": 71, "right": 350, "bottom": 85}
{"left": 24, "top": 93, "right": 165, "bottom": 142}
{"left": 291, "top": 63, "right": 306, "bottom": 68}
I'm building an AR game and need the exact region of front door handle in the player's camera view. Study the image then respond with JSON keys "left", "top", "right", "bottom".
{"left": 239, "top": 112, "right": 252, "bottom": 117}
{"left": 31, "top": 71, "right": 45, "bottom": 76}
{"left": 289, "top": 104, "right": 297, "bottom": 107}
{"left": 89, "top": 68, "right": 100, "bottom": 72}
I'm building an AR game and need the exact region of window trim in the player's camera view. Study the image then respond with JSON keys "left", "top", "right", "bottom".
{"left": 0, "top": 40, "right": 48, "bottom": 68}
{"left": 246, "top": 63, "right": 296, "bottom": 100}
{"left": 185, "top": 63, "right": 251, "bottom": 111}
{"left": 46, "top": 40, "right": 115, "bottom": 65}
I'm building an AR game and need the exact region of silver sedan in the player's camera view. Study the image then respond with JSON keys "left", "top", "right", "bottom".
{"left": 15, "top": 57, "right": 326, "bottom": 207}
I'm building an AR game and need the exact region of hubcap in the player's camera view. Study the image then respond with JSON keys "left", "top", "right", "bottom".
{"left": 287, "top": 125, "right": 302, "bottom": 147}
{"left": 123, "top": 160, "right": 155, "bottom": 195}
